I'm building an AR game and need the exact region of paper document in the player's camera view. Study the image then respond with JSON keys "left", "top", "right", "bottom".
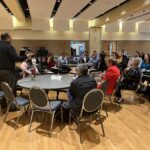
{"left": 51, "top": 75, "right": 62, "bottom": 80}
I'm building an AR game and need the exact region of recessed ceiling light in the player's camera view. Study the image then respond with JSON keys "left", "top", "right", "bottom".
{"left": 26, "top": 8, "right": 29, "bottom": 11}
{"left": 89, "top": 2, "right": 92, "bottom": 5}
{"left": 57, "top": 0, "right": 61, "bottom": 2}
{"left": 106, "top": 17, "right": 109, "bottom": 21}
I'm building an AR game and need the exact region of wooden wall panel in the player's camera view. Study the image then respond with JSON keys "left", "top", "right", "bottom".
{"left": 11, "top": 40, "right": 89, "bottom": 56}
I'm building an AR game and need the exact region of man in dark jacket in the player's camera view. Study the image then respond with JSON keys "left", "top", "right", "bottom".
{"left": 0, "top": 32, "right": 31, "bottom": 95}
{"left": 68, "top": 64, "right": 97, "bottom": 115}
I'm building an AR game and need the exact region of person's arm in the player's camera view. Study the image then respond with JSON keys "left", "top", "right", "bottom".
{"left": 20, "top": 62, "right": 32, "bottom": 75}
{"left": 103, "top": 68, "right": 113, "bottom": 80}
{"left": 8, "top": 45, "right": 27, "bottom": 62}
{"left": 68, "top": 81, "right": 77, "bottom": 99}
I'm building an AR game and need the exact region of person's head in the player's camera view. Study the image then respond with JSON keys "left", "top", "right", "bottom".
{"left": 61, "top": 52, "right": 66, "bottom": 58}
{"left": 144, "top": 54, "right": 149, "bottom": 63}
{"left": 1, "top": 32, "right": 12, "bottom": 43}
{"left": 107, "top": 57, "right": 117, "bottom": 67}
{"left": 47, "top": 53, "right": 54, "bottom": 62}
{"left": 128, "top": 57, "right": 135, "bottom": 67}
{"left": 132, "top": 58, "right": 139, "bottom": 67}
{"left": 135, "top": 51, "right": 140, "bottom": 57}
{"left": 76, "top": 64, "right": 88, "bottom": 76}
{"left": 83, "top": 50, "right": 88, "bottom": 57}
{"left": 99, "top": 53, "right": 105, "bottom": 61}
{"left": 41, "top": 57, "right": 46, "bottom": 63}
{"left": 92, "top": 50, "right": 97, "bottom": 58}
{"left": 121, "top": 49, "right": 127, "bottom": 56}
{"left": 26, "top": 58, "right": 32, "bottom": 66}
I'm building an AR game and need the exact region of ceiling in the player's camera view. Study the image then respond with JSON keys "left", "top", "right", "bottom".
{"left": 0, "top": 0, "right": 149, "bottom": 31}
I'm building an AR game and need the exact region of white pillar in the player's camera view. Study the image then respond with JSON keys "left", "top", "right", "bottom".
{"left": 89, "top": 27, "right": 102, "bottom": 55}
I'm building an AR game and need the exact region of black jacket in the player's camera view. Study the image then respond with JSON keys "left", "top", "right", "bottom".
{"left": 0, "top": 41, "right": 26, "bottom": 70}
{"left": 69, "top": 75, "right": 97, "bottom": 114}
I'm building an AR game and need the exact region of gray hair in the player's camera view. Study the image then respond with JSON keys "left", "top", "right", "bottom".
{"left": 77, "top": 64, "right": 88, "bottom": 75}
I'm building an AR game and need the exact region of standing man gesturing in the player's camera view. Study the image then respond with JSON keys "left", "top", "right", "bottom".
{"left": 0, "top": 32, "right": 31, "bottom": 95}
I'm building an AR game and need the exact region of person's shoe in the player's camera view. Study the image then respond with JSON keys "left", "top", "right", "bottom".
{"left": 115, "top": 98, "right": 124, "bottom": 104}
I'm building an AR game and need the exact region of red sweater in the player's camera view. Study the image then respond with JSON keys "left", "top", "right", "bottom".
{"left": 47, "top": 60, "right": 55, "bottom": 69}
{"left": 98, "top": 65, "right": 120, "bottom": 94}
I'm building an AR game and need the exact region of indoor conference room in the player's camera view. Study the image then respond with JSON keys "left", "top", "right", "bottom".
{"left": 0, "top": 0, "right": 150, "bottom": 149}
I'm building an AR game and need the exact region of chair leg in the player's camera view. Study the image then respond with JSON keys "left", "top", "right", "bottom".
{"left": 56, "top": 90, "right": 59, "bottom": 99}
{"left": 109, "top": 96, "right": 113, "bottom": 104}
{"left": 89, "top": 116, "right": 92, "bottom": 125}
{"left": 49, "top": 112, "right": 55, "bottom": 137}
{"left": 98, "top": 115, "right": 105, "bottom": 137}
{"left": 28, "top": 109, "right": 34, "bottom": 132}
{"left": 105, "top": 107, "right": 108, "bottom": 117}
{"left": 69, "top": 110, "right": 72, "bottom": 129}
{"left": 0, "top": 104, "right": 2, "bottom": 116}
{"left": 100, "top": 120, "right": 105, "bottom": 137}
{"left": 16, "top": 107, "right": 23, "bottom": 129}
{"left": 4, "top": 103, "right": 10, "bottom": 122}
{"left": 60, "top": 107, "right": 63, "bottom": 125}
{"left": 77, "top": 118, "right": 83, "bottom": 143}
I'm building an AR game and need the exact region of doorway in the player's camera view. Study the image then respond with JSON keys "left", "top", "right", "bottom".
{"left": 70, "top": 41, "right": 85, "bottom": 56}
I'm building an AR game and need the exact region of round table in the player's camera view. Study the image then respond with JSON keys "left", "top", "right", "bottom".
{"left": 17, "top": 74, "right": 73, "bottom": 90}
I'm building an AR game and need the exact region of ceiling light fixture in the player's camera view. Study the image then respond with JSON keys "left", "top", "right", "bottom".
{"left": 106, "top": 17, "right": 109, "bottom": 21}
{"left": 121, "top": 11, "right": 126, "bottom": 15}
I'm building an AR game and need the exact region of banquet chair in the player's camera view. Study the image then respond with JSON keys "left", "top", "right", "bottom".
{"left": 28, "top": 86, "right": 63, "bottom": 137}
{"left": 69, "top": 89, "right": 105, "bottom": 143}
{"left": 0, "top": 91, "right": 5, "bottom": 116}
{"left": 105, "top": 76, "right": 122, "bottom": 113}
{"left": 100, "top": 80, "right": 109, "bottom": 117}
{"left": 106, "top": 76, "right": 122, "bottom": 102}
{"left": 1, "top": 82, "right": 29, "bottom": 127}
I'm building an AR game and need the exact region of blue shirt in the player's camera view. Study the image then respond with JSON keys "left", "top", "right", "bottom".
{"left": 140, "top": 61, "right": 150, "bottom": 70}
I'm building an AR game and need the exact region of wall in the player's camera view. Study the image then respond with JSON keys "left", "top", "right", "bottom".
{"left": 0, "top": 29, "right": 89, "bottom": 55}
{"left": 0, "top": 30, "right": 89, "bottom": 40}
{"left": 102, "top": 40, "right": 150, "bottom": 55}
{"left": 1, "top": 27, "right": 150, "bottom": 55}
{"left": 12, "top": 40, "right": 89, "bottom": 55}
{"left": 117, "top": 40, "right": 150, "bottom": 54}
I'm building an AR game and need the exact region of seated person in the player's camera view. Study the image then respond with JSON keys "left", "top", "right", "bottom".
{"left": 134, "top": 51, "right": 143, "bottom": 68}
{"left": 115, "top": 58, "right": 141, "bottom": 103}
{"left": 89, "top": 50, "right": 99, "bottom": 68}
{"left": 140, "top": 54, "right": 150, "bottom": 83}
{"left": 47, "top": 53, "right": 55, "bottom": 69}
{"left": 58, "top": 52, "right": 68, "bottom": 66}
{"left": 97, "top": 53, "right": 107, "bottom": 72}
{"left": 38, "top": 57, "right": 48, "bottom": 73}
{"left": 20, "top": 58, "right": 39, "bottom": 78}
{"left": 57, "top": 52, "right": 71, "bottom": 74}
{"left": 97, "top": 58, "right": 120, "bottom": 95}
{"left": 140, "top": 54, "right": 150, "bottom": 71}
{"left": 90, "top": 52, "right": 107, "bottom": 77}
{"left": 118, "top": 50, "right": 129, "bottom": 72}
{"left": 68, "top": 64, "right": 97, "bottom": 115}
{"left": 79, "top": 50, "right": 90, "bottom": 63}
